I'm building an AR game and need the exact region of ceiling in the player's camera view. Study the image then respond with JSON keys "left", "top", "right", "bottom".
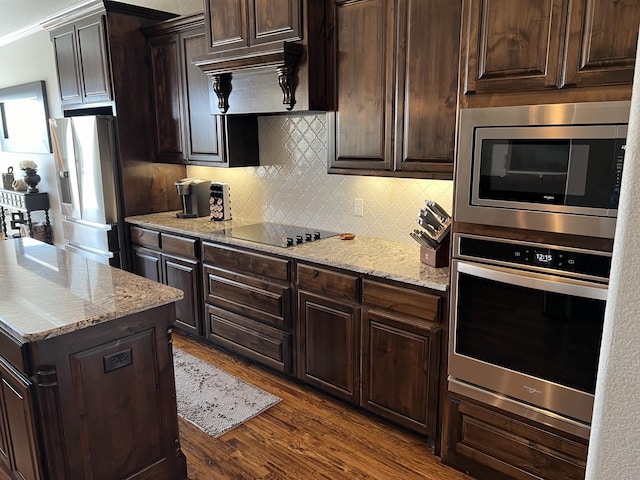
{"left": 0, "top": 0, "right": 195, "bottom": 46}
{"left": 0, "top": 0, "right": 88, "bottom": 41}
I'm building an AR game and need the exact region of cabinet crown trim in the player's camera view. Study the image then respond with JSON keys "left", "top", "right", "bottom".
{"left": 42, "top": 0, "right": 176, "bottom": 31}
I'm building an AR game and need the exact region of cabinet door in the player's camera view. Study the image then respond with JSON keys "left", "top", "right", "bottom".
{"left": 75, "top": 14, "right": 112, "bottom": 104}
{"left": 394, "top": 0, "right": 460, "bottom": 177}
{"left": 249, "top": 0, "right": 301, "bottom": 46}
{"left": 204, "top": 0, "right": 249, "bottom": 53}
{"left": 51, "top": 25, "right": 83, "bottom": 106}
{"left": 361, "top": 309, "right": 440, "bottom": 437}
{"left": 182, "top": 29, "right": 225, "bottom": 163}
{"left": 298, "top": 291, "right": 360, "bottom": 404}
{"left": 0, "top": 358, "right": 41, "bottom": 480}
{"left": 462, "top": 0, "right": 568, "bottom": 94}
{"left": 162, "top": 254, "right": 201, "bottom": 335}
{"left": 149, "top": 33, "right": 185, "bottom": 163}
{"left": 132, "top": 246, "right": 162, "bottom": 283}
{"left": 328, "top": 0, "right": 395, "bottom": 171}
{"left": 563, "top": 0, "right": 640, "bottom": 87}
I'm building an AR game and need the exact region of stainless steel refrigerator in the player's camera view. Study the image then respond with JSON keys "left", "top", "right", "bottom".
{"left": 49, "top": 116, "right": 125, "bottom": 267}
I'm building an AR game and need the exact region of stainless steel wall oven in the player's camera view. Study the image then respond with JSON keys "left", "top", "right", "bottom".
{"left": 448, "top": 233, "right": 610, "bottom": 439}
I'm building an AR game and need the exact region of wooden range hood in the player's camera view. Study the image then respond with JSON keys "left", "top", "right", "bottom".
{"left": 193, "top": 1, "right": 331, "bottom": 115}
{"left": 194, "top": 41, "right": 303, "bottom": 113}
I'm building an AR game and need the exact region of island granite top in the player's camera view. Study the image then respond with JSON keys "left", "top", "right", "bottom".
{"left": 126, "top": 211, "right": 450, "bottom": 292}
{"left": 0, "top": 238, "right": 183, "bottom": 342}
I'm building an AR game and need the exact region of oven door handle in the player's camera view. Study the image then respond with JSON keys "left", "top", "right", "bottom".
{"left": 454, "top": 260, "right": 608, "bottom": 301}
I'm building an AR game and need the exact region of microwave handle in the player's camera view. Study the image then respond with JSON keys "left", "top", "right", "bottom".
{"left": 454, "top": 260, "right": 608, "bottom": 301}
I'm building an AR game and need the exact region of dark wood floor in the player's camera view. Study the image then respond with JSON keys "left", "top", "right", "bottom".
{"left": 0, "top": 332, "right": 473, "bottom": 480}
{"left": 174, "top": 332, "right": 472, "bottom": 480}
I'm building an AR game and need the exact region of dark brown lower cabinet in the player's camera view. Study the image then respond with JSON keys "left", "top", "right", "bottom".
{"left": 442, "top": 392, "right": 588, "bottom": 480}
{"left": 298, "top": 291, "right": 360, "bottom": 404}
{"left": 0, "top": 358, "right": 41, "bottom": 480}
{"left": 361, "top": 309, "right": 440, "bottom": 438}
{"left": 130, "top": 226, "right": 203, "bottom": 336}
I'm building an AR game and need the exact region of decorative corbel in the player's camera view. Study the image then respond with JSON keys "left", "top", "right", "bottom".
{"left": 277, "top": 65, "right": 296, "bottom": 110}
{"left": 212, "top": 73, "right": 233, "bottom": 113}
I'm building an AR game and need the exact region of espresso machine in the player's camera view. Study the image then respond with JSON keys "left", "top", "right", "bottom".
{"left": 175, "top": 178, "right": 211, "bottom": 218}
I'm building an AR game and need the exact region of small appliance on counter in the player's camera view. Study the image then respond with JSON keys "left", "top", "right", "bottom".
{"left": 410, "top": 199, "right": 451, "bottom": 268}
{"left": 175, "top": 178, "right": 211, "bottom": 218}
{"left": 210, "top": 182, "right": 231, "bottom": 221}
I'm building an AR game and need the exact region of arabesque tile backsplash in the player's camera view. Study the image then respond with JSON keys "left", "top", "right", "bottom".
{"left": 188, "top": 113, "right": 453, "bottom": 245}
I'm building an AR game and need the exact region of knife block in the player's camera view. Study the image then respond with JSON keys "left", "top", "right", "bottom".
{"left": 419, "top": 234, "right": 450, "bottom": 268}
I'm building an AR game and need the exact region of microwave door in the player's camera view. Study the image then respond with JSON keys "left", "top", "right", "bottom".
{"left": 50, "top": 118, "right": 82, "bottom": 220}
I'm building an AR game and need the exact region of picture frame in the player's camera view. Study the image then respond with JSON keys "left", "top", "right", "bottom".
{"left": 0, "top": 81, "right": 52, "bottom": 154}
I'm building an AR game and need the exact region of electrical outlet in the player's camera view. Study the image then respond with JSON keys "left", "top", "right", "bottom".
{"left": 353, "top": 198, "right": 364, "bottom": 217}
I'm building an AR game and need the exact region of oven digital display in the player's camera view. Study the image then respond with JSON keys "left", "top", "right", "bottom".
{"left": 534, "top": 251, "right": 553, "bottom": 264}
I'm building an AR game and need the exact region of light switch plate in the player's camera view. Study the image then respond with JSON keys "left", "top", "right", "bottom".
{"left": 353, "top": 198, "right": 364, "bottom": 217}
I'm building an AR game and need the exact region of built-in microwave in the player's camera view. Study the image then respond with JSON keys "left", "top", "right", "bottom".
{"left": 455, "top": 101, "right": 630, "bottom": 239}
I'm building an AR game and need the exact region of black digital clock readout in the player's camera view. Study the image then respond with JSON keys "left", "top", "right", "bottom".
{"left": 533, "top": 250, "right": 554, "bottom": 265}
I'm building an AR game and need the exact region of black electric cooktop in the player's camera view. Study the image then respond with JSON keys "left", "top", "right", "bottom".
{"left": 219, "top": 222, "right": 340, "bottom": 248}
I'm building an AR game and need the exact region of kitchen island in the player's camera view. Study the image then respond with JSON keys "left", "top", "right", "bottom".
{"left": 0, "top": 238, "right": 187, "bottom": 480}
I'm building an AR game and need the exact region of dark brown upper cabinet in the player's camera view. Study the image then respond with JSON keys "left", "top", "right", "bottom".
{"left": 461, "top": 0, "right": 640, "bottom": 95}
{"left": 50, "top": 13, "right": 112, "bottom": 108}
{"left": 205, "top": 0, "right": 301, "bottom": 54}
{"left": 195, "top": 0, "right": 330, "bottom": 115}
{"left": 145, "top": 14, "right": 259, "bottom": 167}
{"left": 328, "top": 0, "right": 461, "bottom": 180}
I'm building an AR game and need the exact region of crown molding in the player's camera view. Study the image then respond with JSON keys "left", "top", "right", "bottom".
{"left": 0, "top": 0, "right": 101, "bottom": 47}
{"left": 41, "top": 0, "right": 104, "bottom": 30}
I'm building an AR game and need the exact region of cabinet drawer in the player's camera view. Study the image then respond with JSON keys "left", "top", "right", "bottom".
{"left": 161, "top": 233, "right": 198, "bottom": 259}
{"left": 203, "top": 242, "right": 291, "bottom": 282}
{"left": 445, "top": 394, "right": 588, "bottom": 480}
{"left": 130, "top": 226, "right": 160, "bottom": 249}
{"left": 0, "top": 328, "right": 27, "bottom": 375}
{"left": 204, "top": 265, "right": 291, "bottom": 330}
{"left": 362, "top": 279, "right": 440, "bottom": 322}
{"left": 205, "top": 305, "right": 290, "bottom": 373}
{"left": 297, "top": 264, "right": 359, "bottom": 302}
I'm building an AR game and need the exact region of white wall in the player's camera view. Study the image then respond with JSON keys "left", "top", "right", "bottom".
{"left": 0, "top": 30, "right": 62, "bottom": 238}
{"left": 585, "top": 35, "right": 640, "bottom": 479}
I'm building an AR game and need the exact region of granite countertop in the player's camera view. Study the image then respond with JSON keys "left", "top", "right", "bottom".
{"left": 126, "top": 211, "right": 451, "bottom": 292}
{"left": 0, "top": 238, "right": 183, "bottom": 342}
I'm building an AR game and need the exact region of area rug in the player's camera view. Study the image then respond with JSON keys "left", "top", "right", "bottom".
{"left": 173, "top": 347, "right": 281, "bottom": 438}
